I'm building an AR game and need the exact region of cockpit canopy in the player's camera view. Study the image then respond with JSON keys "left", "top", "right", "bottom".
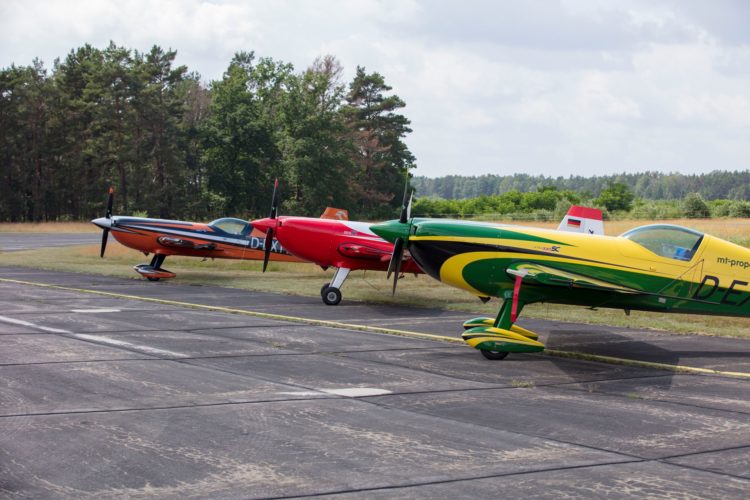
{"left": 208, "top": 218, "right": 252, "bottom": 236}
{"left": 620, "top": 224, "right": 704, "bottom": 261}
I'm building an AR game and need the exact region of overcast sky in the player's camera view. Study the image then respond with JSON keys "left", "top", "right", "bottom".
{"left": 2, "top": 0, "right": 749, "bottom": 178}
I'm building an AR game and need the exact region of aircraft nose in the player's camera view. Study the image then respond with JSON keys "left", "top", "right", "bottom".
{"left": 91, "top": 217, "right": 112, "bottom": 229}
{"left": 370, "top": 220, "right": 410, "bottom": 243}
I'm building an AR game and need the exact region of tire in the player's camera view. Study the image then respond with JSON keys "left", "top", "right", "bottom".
{"left": 480, "top": 349, "right": 509, "bottom": 360}
{"left": 146, "top": 277, "right": 161, "bottom": 282}
{"left": 321, "top": 283, "right": 330, "bottom": 297}
{"left": 322, "top": 286, "right": 342, "bottom": 306}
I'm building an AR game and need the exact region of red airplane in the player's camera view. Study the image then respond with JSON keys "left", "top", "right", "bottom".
{"left": 252, "top": 181, "right": 605, "bottom": 305}
{"left": 91, "top": 188, "right": 343, "bottom": 280}
{"left": 251, "top": 182, "right": 422, "bottom": 305}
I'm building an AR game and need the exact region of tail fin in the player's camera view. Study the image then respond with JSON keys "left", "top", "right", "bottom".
{"left": 320, "top": 207, "right": 349, "bottom": 221}
{"left": 557, "top": 206, "right": 604, "bottom": 235}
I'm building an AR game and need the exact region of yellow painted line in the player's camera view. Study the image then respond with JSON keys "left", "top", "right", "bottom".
{"left": 0, "top": 277, "right": 462, "bottom": 345}
{"left": 2, "top": 276, "right": 750, "bottom": 379}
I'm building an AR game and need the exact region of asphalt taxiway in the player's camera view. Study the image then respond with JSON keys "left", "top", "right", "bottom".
{"left": 1, "top": 265, "right": 749, "bottom": 498}
{"left": 0, "top": 232, "right": 99, "bottom": 252}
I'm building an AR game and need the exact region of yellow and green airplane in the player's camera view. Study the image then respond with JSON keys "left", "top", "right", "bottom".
{"left": 372, "top": 207, "right": 750, "bottom": 360}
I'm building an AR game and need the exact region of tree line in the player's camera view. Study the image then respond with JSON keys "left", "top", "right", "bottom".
{"left": 412, "top": 171, "right": 750, "bottom": 201}
{"left": 0, "top": 43, "right": 415, "bottom": 222}
{"left": 412, "top": 182, "right": 750, "bottom": 221}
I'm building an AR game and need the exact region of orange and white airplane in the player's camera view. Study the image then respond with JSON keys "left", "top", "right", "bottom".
{"left": 91, "top": 188, "right": 347, "bottom": 280}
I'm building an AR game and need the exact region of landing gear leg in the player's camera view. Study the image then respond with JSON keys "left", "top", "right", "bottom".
{"left": 147, "top": 254, "right": 167, "bottom": 281}
{"left": 494, "top": 290, "right": 518, "bottom": 330}
{"left": 321, "top": 267, "right": 350, "bottom": 306}
{"left": 462, "top": 281, "right": 545, "bottom": 360}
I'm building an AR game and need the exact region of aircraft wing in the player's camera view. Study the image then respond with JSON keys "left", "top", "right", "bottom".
{"left": 506, "top": 262, "right": 642, "bottom": 295}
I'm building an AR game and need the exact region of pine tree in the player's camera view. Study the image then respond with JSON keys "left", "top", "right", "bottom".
{"left": 343, "top": 66, "right": 415, "bottom": 218}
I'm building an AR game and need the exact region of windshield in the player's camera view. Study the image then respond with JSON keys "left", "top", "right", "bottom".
{"left": 620, "top": 224, "right": 703, "bottom": 261}
{"left": 208, "top": 218, "right": 252, "bottom": 236}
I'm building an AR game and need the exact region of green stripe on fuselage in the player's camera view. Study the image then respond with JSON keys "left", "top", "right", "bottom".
{"left": 412, "top": 220, "right": 572, "bottom": 246}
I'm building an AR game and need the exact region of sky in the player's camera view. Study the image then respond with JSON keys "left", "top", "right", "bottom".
{"left": 2, "top": 0, "right": 749, "bottom": 179}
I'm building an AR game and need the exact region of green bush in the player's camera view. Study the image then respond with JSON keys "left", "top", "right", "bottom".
{"left": 709, "top": 200, "right": 732, "bottom": 217}
{"left": 728, "top": 201, "right": 750, "bottom": 218}
{"left": 682, "top": 193, "right": 710, "bottom": 218}
{"left": 595, "top": 182, "right": 634, "bottom": 212}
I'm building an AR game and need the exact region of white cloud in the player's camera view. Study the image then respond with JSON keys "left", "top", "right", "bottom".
{"left": 1, "top": 0, "right": 748, "bottom": 178}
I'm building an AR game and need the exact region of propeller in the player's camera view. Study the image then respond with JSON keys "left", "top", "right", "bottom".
{"left": 386, "top": 181, "right": 414, "bottom": 295}
{"left": 386, "top": 236, "right": 404, "bottom": 295}
{"left": 100, "top": 187, "right": 114, "bottom": 258}
{"left": 262, "top": 179, "right": 280, "bottom": 272}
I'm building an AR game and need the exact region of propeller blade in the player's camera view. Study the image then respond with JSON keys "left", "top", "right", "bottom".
{"left": 387, "top": 236, "right": 406, "bottom": 296}
{"left": 386, "top": 237, "right": 403, "bottom": 280}
{"left": 269, "top": 178, "right": 279, "bottom": 219}
{"left": 106, "top": 186, "right": 114, "bottom": 219}
{"left": 398, "top": 184, "right": 410, "bottom": 224}
{"left": 100, "top": 228, "right": 109, "bottom": 258}
{"left": 99, "top": 187, "right": 115, "bottom": 258}
{"left": 262, "top": 227, "right": 274, "bottom": 272}
{"left": 390, "top": 245, "right": 403, "bottom": 296}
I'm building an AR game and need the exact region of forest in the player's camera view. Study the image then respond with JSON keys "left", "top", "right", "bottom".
{"left": 410, "top": 172, "right": 750, "bottom": 221}
{"left": 0, "top": 43, "right": 414, "bottom": 222}
{"left": 412, "top": 171, "right": 750, "bottom": 202}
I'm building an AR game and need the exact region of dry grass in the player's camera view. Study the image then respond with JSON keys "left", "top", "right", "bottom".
{"left": 484, "top": 217, "right": 750, "bottom": 245}
{"left": 2, "top": 227, "right": 750, "bottom": 339}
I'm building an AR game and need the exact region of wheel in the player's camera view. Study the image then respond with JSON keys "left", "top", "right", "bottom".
{"left": 146, "top": 277, "right": 161, "bottom": 282}
{"left": 480, "top": 349, "right": 509, "bottom": 360}
{"left": 321, "top": 283, "right": 330, "bottom": 297}
{"left": 321, "top": 286, "right": 342, "bottom": 306}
